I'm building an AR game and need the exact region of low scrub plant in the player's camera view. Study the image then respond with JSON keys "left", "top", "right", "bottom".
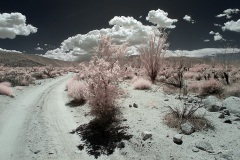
{"left": 67, "top": 78, "right": 87, "bottom": 105}
{"left": 0, "top": 83, "right": 14, "bottom": 97}
{"left": 199, "top": 79, "right": 224, "bottom": 96}
{"left": 132, "top": 77, "right": 152, "bottom": 90}
{"left": 164, "top": 100, "right": 213, "bottom": 131}
{"left": 188, "top": 82, "right": 200, "bottom": 93}
{"left": 0, "top": 81, "right": 11, "bottom": 87}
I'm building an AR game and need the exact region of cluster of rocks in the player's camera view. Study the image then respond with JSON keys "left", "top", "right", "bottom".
{"left": 203, "top": 96, "right": 240, "bottom": 124}
{"left": 129, "top": 103, "right": 138, "bottom": 108}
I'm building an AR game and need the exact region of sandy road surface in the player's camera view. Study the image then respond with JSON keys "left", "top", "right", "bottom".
{"left": 0, "top": 74, "right": 86, "bottom": 160}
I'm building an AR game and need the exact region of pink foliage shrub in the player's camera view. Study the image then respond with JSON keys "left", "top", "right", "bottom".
{"left": 68, "top": 35, "right": 127, "bottom": 123}
{"left": 0, "top": 83, "right": 14, "bottom": 97}
{"left": 183, "top": 72, "right": 198, "bottom": 80}
{"left": 140, "top": 31, "right": 168, "bottom": 83}
{"left": 132, "top": 77, "right": 152, "bottom": 90}
{"left": 94, "top": 35, "right": 127, "bottom": 66}
{"left": 188, "top": 82, "right": 200, "bottom": 93}
{"left": 199, "top": 79, "right": 224, "bottom": 96}
{"left": 16, "top": 86, "right": 23, "bottom": 91}
{"left": 190, "top": 64, "right": 210, "bottom": 72}
{"left": 0, "top": 81, "right": 11, "bottom": 87}
{"left": 83, "top": 58, "right": 122, "bottom": 121}
{"left": 67, "top": 78, "right": 87, "bottom": 103}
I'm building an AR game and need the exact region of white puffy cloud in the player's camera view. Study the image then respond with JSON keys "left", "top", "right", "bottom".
{"left": 216, "top": 8, "right": 239, "bottom": 19}
{"left": 35, "top": 47, "right": 44, "bottom": 51}
{"left": 183, "top": 15, "right": 195, "bottom": 23}
{"left": 146, "top": 9, "right": 178, "bottom": 28}
{"left": 209, "top": 31, "right": 224, "bottom": 41}
{"left": 214, "top": 23, "right": 222, "bottom": 27}
{"left": 0, "top": 12, "right": 37, "bottom": 39}
{"left": 0, "top": 47, "right": 22, "bottom": 53}
{"left": 214, "top": 33, "right": 224, "bottom": 41}
{"left": 44, "top": 9, "right": 177, "bottom": 61}
{"left": 44, "top": 16, "right": 159, "bottom": 61}
{"left": 169, "top": 48, "right": 240, "bottom": 57}
{"left": 222, "top": 19, "right": 240, "bottom": 32}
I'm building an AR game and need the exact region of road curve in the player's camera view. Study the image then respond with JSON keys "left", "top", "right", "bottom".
{"left": 0, "top": 74, "right": 85, "bottom": 160}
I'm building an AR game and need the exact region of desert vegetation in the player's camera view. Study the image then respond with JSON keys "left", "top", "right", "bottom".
{"left": 62, "top": 32, "right": 240, "bottom": 158}
{"left": 0, "top": 64, "right": 74, "bottom": 97}
{"left": 2, "top": 34, "right": 240, "bottom": 159}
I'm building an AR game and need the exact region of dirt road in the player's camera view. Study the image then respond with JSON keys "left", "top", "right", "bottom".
{"left": 0, "top": 74, "right": 85, "bottom": 160}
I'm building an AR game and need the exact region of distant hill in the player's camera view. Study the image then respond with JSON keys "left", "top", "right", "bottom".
{"left": 0, "top": 52, "right": 77, "bottom": 67}
{"left": 203, "top": 52, "right": 240, "bottom": 62}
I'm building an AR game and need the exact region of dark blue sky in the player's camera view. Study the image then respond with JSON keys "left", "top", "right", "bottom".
{"left": 0, "top": 0, "right": 240, "bottom": 54}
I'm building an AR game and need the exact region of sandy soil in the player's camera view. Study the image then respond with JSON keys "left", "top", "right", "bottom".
{"left": 0, "top": 75, "right": 240, "bottom": 160}
{"left": 0, "top": 74, "right": 86, "bottom": 160}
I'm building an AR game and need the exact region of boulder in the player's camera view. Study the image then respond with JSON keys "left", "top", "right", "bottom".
{"left": 141, "top": 131, "right": 152, "bottom": 141}
{"left": 180, "top": 122, "right": 195, "bottom": 135}
{"left": 222, "top": 96, "right": 240, "bottom": 114}
{"left": 218, "top": 113, "right": 225, "bottom": 119}
{"left": 173, "top": 134, "right": 183, "bottom": 144}
{"left": 203, "top": 96, "right": 222, "bottom": 112}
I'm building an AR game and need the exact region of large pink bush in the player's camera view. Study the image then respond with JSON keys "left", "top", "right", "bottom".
{"left": 87, "top": 58, "right": 121, "bottom": 120}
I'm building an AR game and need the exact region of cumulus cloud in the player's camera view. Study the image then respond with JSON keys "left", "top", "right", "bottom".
{"left": 216, "top": 8, "right": 239, "bottom": 19}
{"left": 146, "top": 9, "right": 178, "bottom": 28}
{"left": 222, "top": 19, "right": 240, "bottom": 32}
{"left": 0, "top": 12, "right": 37, "bottom": 39}
{"left": 44, "top": 9, "right": 177, "bottom": 61}
{"left": 209, "top": 31, "right": 224, "bottom": 41}
{"left": 169, "top": 48, "right": 240, "bottom": 57}
{"left": 0, "top": 47, "right": 22, "bottom": 53}
{"left": 35, "top": 47, "right": 44, "bottom": 51}
{"left": 44, "top": 16, "right": 160, "bottom": 61}
{"left": 183, "top": 15, "right": 195, "bottom": 23}
{"left": 214, "top": 23, "right": 222, "bottom": 27}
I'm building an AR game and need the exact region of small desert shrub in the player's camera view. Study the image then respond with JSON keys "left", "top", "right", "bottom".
{"left": 0, "top": 81, "right": 11, "bottom": 87}
{"left": 188, "top": 82, "right": 200, "bottom": 93}
{"left": 183, "top": 72, "right": 198, "bottom": 80}
{"left": 67, "top": 79, "right": 87, "bottom": 104}
{"left": 164, "top": 102, "right": 213, "bottom": 131}
{"left": 199, "top": 79, "right": 224, "bottom": 96}
{"left": 162, "top": 85, "right": 177, "bottom": 94}
{"left": 195, "top": 74, "right": 202, "bottom": 81}
{"left": 223, "top": 84, "right": 240, "bottom": 98}
{"left": 190, "top": 64, "right": 209, "bottom": 72}
{"left": 132, "top": 77, "right": 151, "bottom": 90}
{"left": 16, "top": 86, "right": 23, "bottom": 91}
{"left": 0, "top": 84, "right": 14, "bottom": 97}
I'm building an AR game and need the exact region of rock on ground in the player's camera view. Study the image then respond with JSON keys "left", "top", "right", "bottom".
{"left": 203, "top": 96, "right": 222, "bottom": 112}
{"left": 222, "top": 96, "right": 240, "bottom": 114}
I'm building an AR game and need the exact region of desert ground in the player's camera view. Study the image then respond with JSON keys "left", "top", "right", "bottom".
{"left": 0, "top": 67, "right": 240, "bottom": 160}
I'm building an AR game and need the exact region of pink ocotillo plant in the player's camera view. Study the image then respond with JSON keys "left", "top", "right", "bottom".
{"left": 140, "top": 30, "right": 168, "bottom": 83}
